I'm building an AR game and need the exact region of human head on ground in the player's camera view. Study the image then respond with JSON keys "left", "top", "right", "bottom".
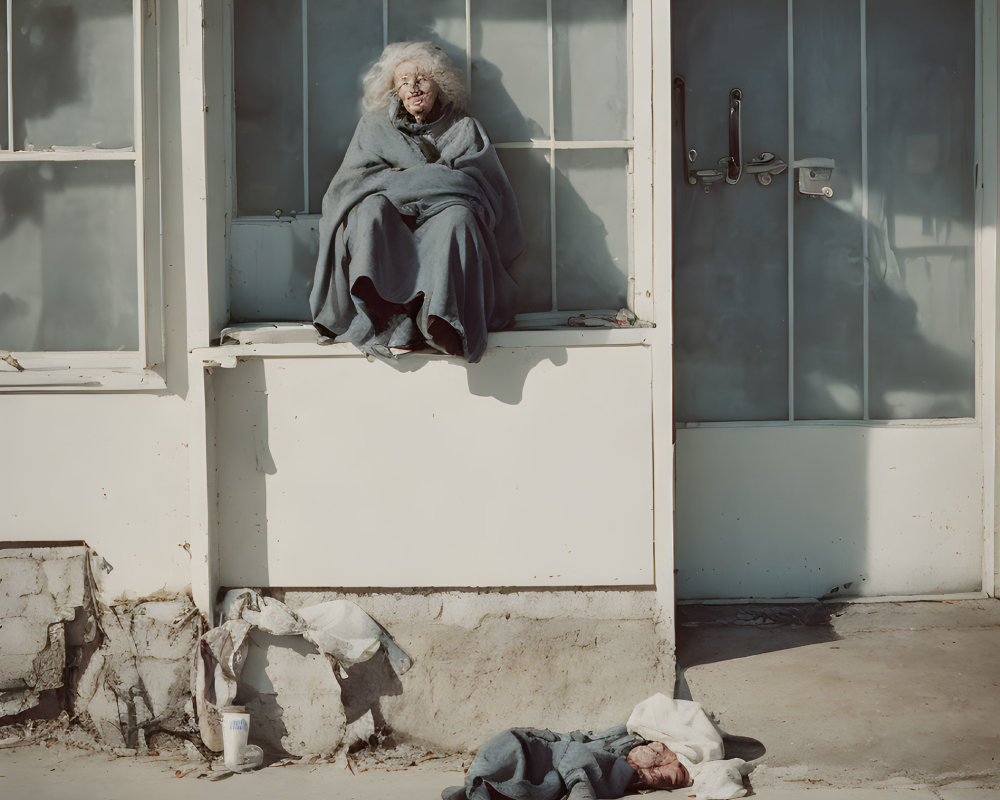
{"left": 627, "top": 741, "right": 692, "bottom": 789}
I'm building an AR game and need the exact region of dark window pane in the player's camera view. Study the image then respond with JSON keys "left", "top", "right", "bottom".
{"left": 0, "top": 161, "right": 138, "bottom": 351}
{"left": 307, "top": 0, "right": 383, "bottom": 213}
{"left": 867, "top": 0, "right": 975, "bottom": 419}
{"left": 471, "top": 0, "right": 549, "bottom": 142}
{"left": 12, "top": 0, "right": 133, "bottom": 150}
{"left": 672, "top": 0, "right": 790, "bottom": 422}
{"left": 793, "top": 0, "right": 864, "bottom": 420}
{"left": 555, "top": 149, "right": 629, "bottom": 311}
{"left": 235, "top": 0, "right": 304, "bottom": 216}
{"left": 552, "top": 0, "right": 628, "bottom": 141}
{"left": 499, "top": 148, "right": 552, "bottom": 313}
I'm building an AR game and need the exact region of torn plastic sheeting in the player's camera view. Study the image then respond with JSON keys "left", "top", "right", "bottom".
{"left": 191, "top": 620, "right": 252, "bottom": 752}
{"left": 194, "top": 591, "right": 412, "bottom": 750}
{"left": 219, "top": 590, "right": 411, "bottom": 673}
{"left": 221, "top": 589, "right": 306, "bottom": 637}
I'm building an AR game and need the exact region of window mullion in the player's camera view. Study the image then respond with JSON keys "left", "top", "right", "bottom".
{"left": 860, "top": 0, "right": 870, "bottom": 421}
{"left": 132, "top": 0, "right": 148, "bottom": 366}
{"left": 547, "top": 0, "right": 557, "bottom": 313}
{"left": 301, "top": 0, "right": 309, "bottom": 213}
{"left": 6, "top": 0, "right": 12, "bottom": 150}
{"left": 786, "top": 0, "right": 795, "bottom": 422}
{"left": 464, "top": 0, "right": 471, "bottom": 100}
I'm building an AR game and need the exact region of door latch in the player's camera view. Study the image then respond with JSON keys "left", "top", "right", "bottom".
{"left": 674, "top": 76, "right": 786, "bottom": 191}
{"left": 794, "top": 158, "right": 835, "bottom": 197}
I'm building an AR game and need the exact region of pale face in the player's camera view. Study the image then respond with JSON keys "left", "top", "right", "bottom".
{"left": 626, "top": 742, "right": 692, "bottom": 790}
{"left": 393, "top": 60, "right": 440, "bottom": 123}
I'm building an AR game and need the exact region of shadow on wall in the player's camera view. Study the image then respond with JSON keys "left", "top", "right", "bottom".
{"left": 214, "top": 359, "right": 272, "bottom": 587}
{"left": 382, "top": 344, "right": 569, "bottom": 404}
{"left": 335, "top": 648, "right": 403, "bottom": 744}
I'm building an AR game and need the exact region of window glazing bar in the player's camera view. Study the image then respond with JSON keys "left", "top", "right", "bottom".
{"left": 625, "top": 0, "right": 633, "bottom": 140}
{"left": 382, "top": 0, "right": 388, "bottom": 49}
{"left": 465, "top": 0, "right": 472, "bottom": 100}
{"left": 6, "top": 0, "right": 12, "bottom": 150}
{"left": 133, "top": 0, "right": 148, "bottom": 363}
{"left": 302, "top": 0, "right": 309, "bottom": 213}
{"left": 860, "top": 0, "right": 870, "bottom": 420}
{"left": 787, "top": 0, "right": 795, "bottom": 421}
{"left": 494, "top": 140, "right": 633, "bottom": 149}
{"left": 0, "top": 150, "right": 137, "bottom": 161}
{"left": 547, "top": 0, "right": 557, "bottom": 312}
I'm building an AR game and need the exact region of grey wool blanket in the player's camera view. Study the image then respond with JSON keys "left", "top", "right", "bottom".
{"left": 442, "top": 726, "right": 643, "bottom": 800}
{"left": 309, "top": 97, "right": 523, "bottom": 363}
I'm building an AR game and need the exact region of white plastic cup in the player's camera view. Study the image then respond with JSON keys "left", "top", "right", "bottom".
{"left": 221, "top": 705, "right": 250, "bottom": 771}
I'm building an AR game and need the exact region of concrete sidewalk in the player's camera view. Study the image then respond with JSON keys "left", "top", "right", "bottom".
{"left": 677, "top": 598, "right": 1000, "bottom": 797}
{"left": 1, "top": 599, "right": 998, "bottom": 799}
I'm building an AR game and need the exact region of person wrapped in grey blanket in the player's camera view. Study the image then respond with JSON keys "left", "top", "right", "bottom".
{"left": 441, "top": 726, "right": 691, "bottom": 800}
{"left": 310, "top": 42, "right": 523, "bottom": 363}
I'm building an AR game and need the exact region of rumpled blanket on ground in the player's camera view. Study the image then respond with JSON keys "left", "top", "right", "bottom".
{"left": 444, "top": 694, "right": 752, "bottom": 800}
{"left": 447, "top": 726, "right": 643, "bottom": 800}
{"left": 309, "top": 97, "right": 522, "bottom": 363}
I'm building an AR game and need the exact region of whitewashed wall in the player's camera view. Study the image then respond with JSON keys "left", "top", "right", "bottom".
{"left": 211, "top": 345, "right": 655, "bottom": 588}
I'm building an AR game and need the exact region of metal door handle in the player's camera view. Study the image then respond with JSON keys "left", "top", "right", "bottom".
{"left": 726, "top": 88, "right": 743, "bottom": 184}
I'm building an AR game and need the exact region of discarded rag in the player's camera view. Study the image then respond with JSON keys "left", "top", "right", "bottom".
{"left": 309, "top": 96, "right": 523, "bottom": 363}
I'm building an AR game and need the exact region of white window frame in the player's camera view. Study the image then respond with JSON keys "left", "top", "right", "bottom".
{"left": 219, "top": 0, "right": 654, "bottom": 338}
{"left": 0, "top": 0, "right": 165, "bottom": 392}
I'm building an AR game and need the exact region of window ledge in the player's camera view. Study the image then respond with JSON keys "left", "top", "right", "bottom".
{"left": 194, "top": 322, "right": 654, "bottom": 363}
{"left": 0, "top": 366, "right": 167, "bottom": 393}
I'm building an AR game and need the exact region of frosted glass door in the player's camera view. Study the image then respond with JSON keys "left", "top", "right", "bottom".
{"left": 672, "top": 0, "right": 975, "bottom": 423}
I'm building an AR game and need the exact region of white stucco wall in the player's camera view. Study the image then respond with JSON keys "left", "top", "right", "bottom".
{"left": 211, "top": 344, "right": 656, "bottom": 588}
{"left": 0, "top": 397, "right": 192, "bottom": 598}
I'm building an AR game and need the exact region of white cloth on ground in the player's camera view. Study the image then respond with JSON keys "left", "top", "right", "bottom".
{"left": 626, "top": 693, "right": 752, "bottom": 800}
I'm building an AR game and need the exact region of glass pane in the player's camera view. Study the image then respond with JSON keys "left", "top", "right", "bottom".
{"left": 555, "top": 149, "right": 628, "bottom": 311}
{"left": 307, "top": 0, "right": 383, "bottom": 213}
{"left": 793, "top": 0, "right": 863, "bottom": 420}
{"left": 387, "top": 0, "right": 467, "bottom": 76}
{"left": 1, "top": 8, "right": 7, "bottom": 150}
{"left": 499, "top": 148, "right": 551, "bottom": 313}
{"left": 471, "top": 0, "right": 549, "bottom": 142}
{"left": 867, "top": 0, "right": 975, "bottom": 419}
{"left": 235, "top": 0, "right": 303, "bottom": 216}
{"left": 12, "top": 0, "right": 133, "bottom": 151}
{"left": 552, "top": 0, "right": 628, "bottom": 141}
{"left": 672, "top": 0, "right": 789, "bottom": 422}
{"left": 0, "top": 161, "right": 138, "bottom": 351}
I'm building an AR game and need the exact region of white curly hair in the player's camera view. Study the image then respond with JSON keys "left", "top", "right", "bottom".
{"left": 362, "top": 41, "right": 468, "bottom": 113}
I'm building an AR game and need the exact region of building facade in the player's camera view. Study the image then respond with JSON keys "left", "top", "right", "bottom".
{"left": 1, "top": 0, "right": 997, "bottom": 745}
